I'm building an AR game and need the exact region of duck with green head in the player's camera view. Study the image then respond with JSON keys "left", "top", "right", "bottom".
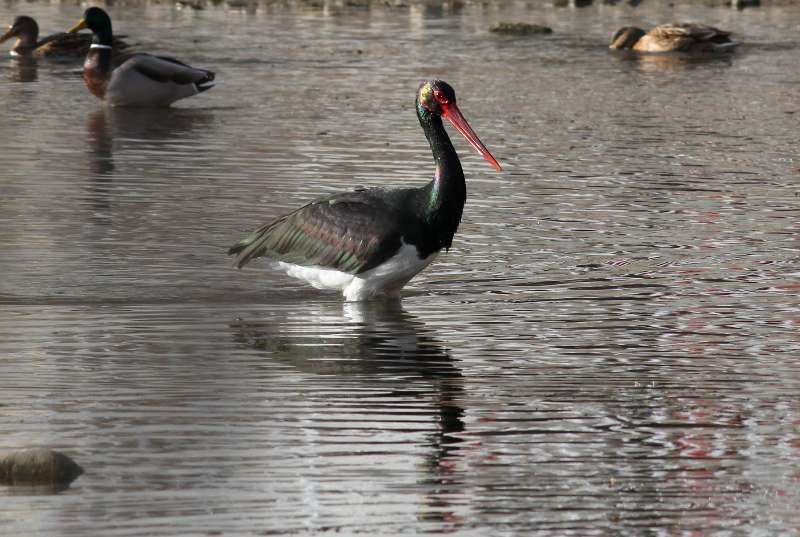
{"left": 610, "top": 23, "right": 738, "bottom": 53}
{"left": 0, "top": 15, "right": 128, "bottom": 59}
{"left": 68, "top": 7, "right": 215, "bottom": 107}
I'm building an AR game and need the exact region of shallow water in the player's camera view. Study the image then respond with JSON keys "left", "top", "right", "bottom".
{"left": 1, "top": 1, "right": 800, "bottom": 535}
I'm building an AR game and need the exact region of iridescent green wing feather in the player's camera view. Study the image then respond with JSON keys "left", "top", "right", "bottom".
{"left": 229, "top": 190, "right": 406, "bottom": 275}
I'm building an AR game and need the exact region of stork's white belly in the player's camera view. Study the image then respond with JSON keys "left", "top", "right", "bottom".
{"left": 274, "top": 241, "right": 438, "bottom": 301}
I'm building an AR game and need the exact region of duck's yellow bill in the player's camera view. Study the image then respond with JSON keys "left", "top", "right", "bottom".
{"left": 67, "top": 19, "right": 87, "bottom": 33}
{"left": 0, "top": 27, "right": 14, "bottom": 44}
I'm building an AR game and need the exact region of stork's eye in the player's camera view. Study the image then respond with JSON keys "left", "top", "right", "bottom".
{"left": 432, "top": 88, "right": 449, "bottom": 105}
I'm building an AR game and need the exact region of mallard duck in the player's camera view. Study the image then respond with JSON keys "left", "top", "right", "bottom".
{"left": 609, "top": 23, "right": 738, "bottom": 53}
{"left": 0, "top": 15, "right": 128, "bottom": 59}
{"left": 68, "top": 7, "right": 215, "bottom": 107}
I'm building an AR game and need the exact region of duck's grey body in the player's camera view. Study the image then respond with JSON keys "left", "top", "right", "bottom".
{"left": 103, "top": 53, "right": 214, "bottom": 107}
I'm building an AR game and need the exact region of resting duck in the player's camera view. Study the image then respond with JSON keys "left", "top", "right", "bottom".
{"left": 68, "top": 7, "right": 215, "bottom": 107}
{"left": 0, "top": 15, "right": 128, "bottom": 59}
{"left": 609, "top": 23, "right": 739, "bottom": 53}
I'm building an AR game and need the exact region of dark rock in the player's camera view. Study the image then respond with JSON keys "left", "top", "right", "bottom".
{"left": 731, "top": 0, "right": 760, "bottom": 8}
{"left": 490, "top": 22, "right": 553, "bottom": 36}
{"left": 0, "top": 448, "right": 84, "bottom": 486}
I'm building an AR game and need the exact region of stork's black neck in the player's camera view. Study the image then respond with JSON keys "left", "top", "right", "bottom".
{"left": 413, "top": 105, "right": 466, "bottom": 254}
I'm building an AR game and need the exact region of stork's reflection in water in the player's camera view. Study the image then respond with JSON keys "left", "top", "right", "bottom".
{"left": 232, "top": 299, "right": 467, "bottom": 528}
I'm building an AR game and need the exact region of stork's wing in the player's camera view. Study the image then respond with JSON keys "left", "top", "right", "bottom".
{"left": 229, "top": 189, "right": 406, "bottom": 275}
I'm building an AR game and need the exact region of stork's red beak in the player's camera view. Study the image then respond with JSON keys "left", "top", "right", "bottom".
{"left": 441, "top": 103, "right": 502, "bottom": 171}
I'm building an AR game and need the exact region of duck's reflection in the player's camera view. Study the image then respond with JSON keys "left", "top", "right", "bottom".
{"left": 85, "top": 106, "right": 216, "bottom": 171}
{"left": 612, "top": 50, "right": 735, "bottom": 74}
{"left": 84, "top": 107, "right": 215, "bottom": 221}
{"left": 86, "top": 109, "right": 114, "bottom": 176}
{"left": 8, "top": 56, "right": 37, "bottom": 82}
{"left": 87, "top": 106, "right": 215, "bottom": 143}
{"left": 232, "top": 299, "right": 466, "bottom": 526}
{"left": 4, "top": 482, "right": 73, "bottom": 496}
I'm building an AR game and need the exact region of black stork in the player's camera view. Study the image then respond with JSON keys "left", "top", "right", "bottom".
{"left": 228, "top": 80, "right": 502, "bottom": 301}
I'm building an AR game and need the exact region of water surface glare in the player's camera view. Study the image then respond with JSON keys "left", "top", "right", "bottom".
{"left": 1, "top": 1, "right": 800, "bottom": 535}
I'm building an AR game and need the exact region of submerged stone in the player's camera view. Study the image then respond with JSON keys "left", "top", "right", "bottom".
{"left": 0, "top": 448, "right": 84, "bottom": 485}
{"left": 490, "top": 22, "right": 553, "bottom": 36}
{"left": 731, "top": 0, "right": 760, "bottom": 8}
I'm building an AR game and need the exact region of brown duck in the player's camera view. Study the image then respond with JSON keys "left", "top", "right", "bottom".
{"left": 609, "top": 23, "right": 738, "bottom": 53}
{"left": 0, "top": 15, "right": 128, "bottom": 59}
